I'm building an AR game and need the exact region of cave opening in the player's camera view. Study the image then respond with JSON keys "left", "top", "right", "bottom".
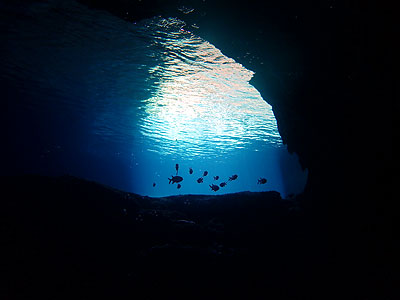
{"left": 0, "top": 0, "right": 307, "bottom": 198}
{"left": 133, "top": 17, "right": 307, "bottom": 197}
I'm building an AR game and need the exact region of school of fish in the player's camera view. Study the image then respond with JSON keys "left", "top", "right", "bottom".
{"left": 151, "top": 163, "right": 269, "bottom": 193}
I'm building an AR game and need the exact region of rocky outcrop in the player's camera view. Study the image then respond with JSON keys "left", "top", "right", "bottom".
{"left": 2, "top": 173, "right": 395, "bottom": 299}
{"left": 3, "top": 175, "right": 306, "bottom": 299}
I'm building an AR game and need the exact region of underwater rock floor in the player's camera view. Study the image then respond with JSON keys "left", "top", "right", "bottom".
{"left": 2, "top": 175, "right": 390, "bottom": 299}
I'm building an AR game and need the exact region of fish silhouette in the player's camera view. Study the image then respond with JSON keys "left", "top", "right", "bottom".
{"left": 169, "top": 175, "right": 183, "bottom": 184}
{"left": 257, "top": 178, "right": 267, "bottom": 184}
{"left": 228, "top": 174, "right": 238, "bottom": 181}
{"left": 210, "top": 184, "right": 219, "bottom": 192}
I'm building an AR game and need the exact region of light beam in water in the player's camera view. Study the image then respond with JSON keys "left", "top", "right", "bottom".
{"left": 139, "top": 18, "right": 282, "bottom": 160}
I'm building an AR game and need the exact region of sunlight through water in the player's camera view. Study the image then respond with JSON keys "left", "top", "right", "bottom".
{"left": 138, "top": 17, "right": 282, "bottom": 160}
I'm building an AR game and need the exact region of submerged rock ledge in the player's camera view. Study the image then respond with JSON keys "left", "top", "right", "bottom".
{"left": 2, "top": 175, "right": 393, "bottom": 299}
{"left": 2, "top": 175, "right": 305, "bottom": 298}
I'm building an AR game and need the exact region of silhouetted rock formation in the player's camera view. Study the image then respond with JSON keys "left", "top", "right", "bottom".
{"left": 3, "top": 175, "right": 307, "bottom": 299}
{"left": 2, "top": 175, "right": 396, "bottom": 299}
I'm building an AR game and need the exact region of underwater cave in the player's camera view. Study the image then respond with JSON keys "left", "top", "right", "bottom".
{"left": 1, "top": 0, "right": 395, "bottom": 299}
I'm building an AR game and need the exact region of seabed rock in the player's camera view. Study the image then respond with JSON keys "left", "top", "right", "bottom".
{"left": 2, "top": 174, "right": 305, "bottom": 299}
{"left": 2, "top": 174, "right": 395, "bottom": 299}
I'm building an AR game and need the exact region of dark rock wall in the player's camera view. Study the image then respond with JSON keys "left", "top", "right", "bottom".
{"left": 2, "top": 175, "right": 310, "bottom": 299}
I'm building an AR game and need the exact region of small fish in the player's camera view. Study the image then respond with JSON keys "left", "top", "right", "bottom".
{"left": 228, "top": 174, "right": 238, "bottom": 181}
{"left": 203, "top": 171, "right": 208, "bottom": 177}
{"left": 175, "top": 163, "right": 179, "bottom": 175}
{"left": 257, "top": 178, "right": 267, "bottom": 184}
{"left": 189, "top": 167, "right": 193, "bottom": 174}
{"left": 153, "top": 182, "right": 156, "bottom": 187}
{"left": 210, "top": 184, "right": 219, "bottom": 192}
{"left": 213, "top": 176, "right": 219, "bottom": 180}
{"left": 169, "top": 175, "right": 183, "bottom": 184}
{"left": 177, "top": 184, "right": 182, "bottom": 189}
{"left": 219, "top": 182, "right": 227, "bottom": 187}
{"left": 197, "top": 177, "right": 203, "bottom": 183}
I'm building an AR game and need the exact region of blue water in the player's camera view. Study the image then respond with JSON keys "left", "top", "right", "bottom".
{"left": 0, "top": 0, "right": 307, "bottom": 197}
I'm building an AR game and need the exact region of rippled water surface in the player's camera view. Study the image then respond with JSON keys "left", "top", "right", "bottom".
{"left": 1, "top": 0, "right": 307, "bottom": 196}
{"left": 138, "top": 18, "right": 282, "bottom": 158}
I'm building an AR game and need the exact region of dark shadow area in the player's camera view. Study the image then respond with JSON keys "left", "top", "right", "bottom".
{"left": 2, "top": 175, "right": 307, "bottom": 299}
{"left": 2, "top": 174, "right": 396, "bottom": 299}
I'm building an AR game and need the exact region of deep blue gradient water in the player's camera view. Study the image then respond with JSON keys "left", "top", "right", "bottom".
{"left": 1, "top": 0, "right": 307, "bottom": 197}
